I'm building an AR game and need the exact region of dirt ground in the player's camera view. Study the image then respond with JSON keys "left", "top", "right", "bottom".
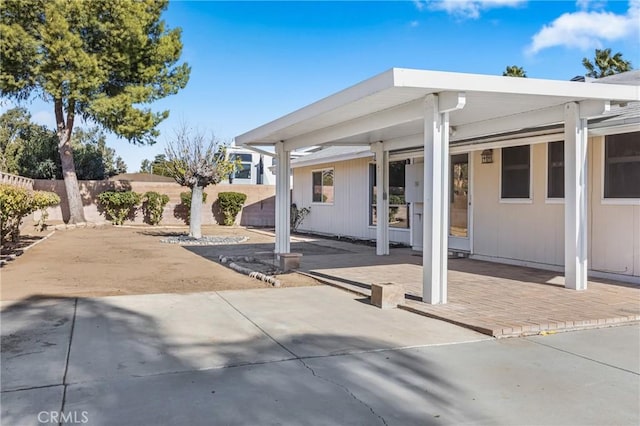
{"left": 0, "top": 225, "right": 319, "bottom": 301}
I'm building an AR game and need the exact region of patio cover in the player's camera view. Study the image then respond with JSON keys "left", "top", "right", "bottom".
{"left": 236, "top": 68, "right": 640, "bottom": 304}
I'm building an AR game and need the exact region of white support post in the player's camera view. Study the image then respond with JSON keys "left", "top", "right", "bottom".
{"left": 374, "top": 141, "right": 389, "bottom": 255}
{"left": 275, "top": 141, "right": 291, "bottom": 255}
{"left": 564, "top": 103, "right": 588, "bottom": 290}
{"left": 422, "top": 94, "right": 449, "bottom": 304}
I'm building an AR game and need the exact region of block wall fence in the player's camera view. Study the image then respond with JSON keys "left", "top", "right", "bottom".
{"left": 31, "top": 180, "right": 276, "bottom": 227}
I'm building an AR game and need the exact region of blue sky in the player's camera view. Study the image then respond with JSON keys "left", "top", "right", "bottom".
{"left": 3, "top": 0, "right": 639, "bottom": 171}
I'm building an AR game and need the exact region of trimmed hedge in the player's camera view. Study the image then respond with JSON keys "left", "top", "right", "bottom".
{"left": 0, "top": 184, "right": 60, "bottom": 243}
{"left": 97, "top": 190, "right": 141, "bottom": 225}
{"left": 142, "top": 191, "right": 170, "bottom": 225}
{"left": 217, "top": 192, "right": 247, "bottom": 226}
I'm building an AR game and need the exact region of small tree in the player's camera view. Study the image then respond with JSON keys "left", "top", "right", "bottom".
{"left": 164, "top": 125, "right": 237, "bottom": 238}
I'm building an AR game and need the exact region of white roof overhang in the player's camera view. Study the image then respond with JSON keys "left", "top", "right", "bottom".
{"left": 236, "top": 68, "right": 640, "bottom": 153}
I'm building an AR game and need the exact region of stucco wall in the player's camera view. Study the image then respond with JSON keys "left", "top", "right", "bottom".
{"left": 292, "top": 157, "right": 411, "bottom": 244}
{"left": 33, "top": 180, "right": 275, "bottom": 227}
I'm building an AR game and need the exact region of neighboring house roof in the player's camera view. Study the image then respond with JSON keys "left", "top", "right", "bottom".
{"left": 593, "top": 70, "right": 640, "bottom": 85}
{"left": 291, "top": 145, "right": 372, "bottom": 168}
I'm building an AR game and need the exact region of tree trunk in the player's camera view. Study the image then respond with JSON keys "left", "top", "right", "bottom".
{"left": 189, "top": 185, "right": 203, "bottom": 239}
{"left": 55, "top": 98, "right": 86, "bottom": 224}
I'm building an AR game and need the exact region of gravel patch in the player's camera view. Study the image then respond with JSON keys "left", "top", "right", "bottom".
{"left": 160, "top": 235, "right": 249, "bottom": 245}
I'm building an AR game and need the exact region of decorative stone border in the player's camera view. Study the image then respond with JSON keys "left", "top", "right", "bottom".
{"left": 218, "top": 255, "right": 282, "bottom": 287}
{"left": 52, "top": 221, "right": 112, "bottom": 231}
{"left": 160, "top": 235, "right": 249, "bottom": 246}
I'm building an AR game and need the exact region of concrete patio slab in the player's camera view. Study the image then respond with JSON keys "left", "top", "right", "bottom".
{"left": 0, "top": 297, "right": 75, "bottom": 391}
{"left": 66, "top": 292, "right": 294, "bottom": 383}
{"left": 526, "top": 324, "right": 640, "bottom": 374}
{"left": 1, "top": 386, "right": 64, "bottom": 426}
{"left": 219, "top": 286, "right": 488, "bottom": 358}
{"left": 302, "top": 326, "right": 640, "bottom": 426}
{"left": 61, "top": 325, "right": 640, "bottom": 426}
{"left": 63, "top": 359, "right": 383, "bottom": 426}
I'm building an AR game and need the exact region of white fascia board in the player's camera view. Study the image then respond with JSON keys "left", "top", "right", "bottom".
{"left": 393, "top": 68, "right": 640, "bottom": 101}
{"left": 236, "top": 69, "right": 396, "bottom": 146}
{"left": 291, "top": 150, "right": 373, "bottom": 169}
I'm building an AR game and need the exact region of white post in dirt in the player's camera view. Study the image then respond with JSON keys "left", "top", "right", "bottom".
{"left": 374, "top": 141, "right": 389, "bottom": 255}
{"left": 422, "top": 92, "right": 465, "bottom": 305}
{"left": 275, "top": 141, "right": 291, "bottom": 255}
{"left": 564, "top": 102, "right": 588, "bottom": 290}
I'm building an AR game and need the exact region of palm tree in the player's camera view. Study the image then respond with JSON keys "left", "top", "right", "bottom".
{"left": 582, "top": 48, "right": 632, "bottom": 78}
{"left": 503, "top": 65, "right": 527, "bottom": 77}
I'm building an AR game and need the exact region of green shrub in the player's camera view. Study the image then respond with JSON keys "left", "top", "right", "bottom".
{"left": 142, "top": 191, "right": 170, "bottom": 225}
{"left": 217, "top": 192, "right": 247, "bottom": 226}
{"left": 32, "top": 191, "right": 61, "bottom": 231}
{"left": 97, "top": 190, "right": 141, "bottom": 225}
{"left": 179, "top": 191, "right": 207, "bottom": 224}
{"left": 0, "top": 185, "right": 60, "bottom": 243}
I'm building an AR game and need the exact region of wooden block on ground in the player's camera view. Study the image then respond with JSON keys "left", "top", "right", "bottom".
{"left": 279, "top": 253, "right": 303, "bottom": 272}
{"left": 371, "top": 283, "right": 404, "bottom": 309}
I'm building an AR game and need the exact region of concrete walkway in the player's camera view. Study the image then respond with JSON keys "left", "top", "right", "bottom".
{"left": 2, "top": 286, "right": 639, "bottom": 425}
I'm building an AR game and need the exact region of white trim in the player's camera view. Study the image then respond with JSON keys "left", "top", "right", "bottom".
{"left": 311, "top": 167, "right": 335, "bottom": 205}
{"left": 601, "top": 198, "right": 640, "bottom": 206}
{"left": 600, "top": 133, "right": 640, "bottom": 204}
{"left": 470, "top": 254, "right": 640, "bottom": 285}
{"left": 499, "top": 144, "right": 533, "bottom": 203}
{"left": 367, "top": 226, "right": 411, "bottom": 232}
{"left": 448, "top": 152, "right": 472, "bottom": 252}
{"left": 589, "top": 123, "right": 640, "bottom": 136}
{"left": 545, "top": 140, "right": 566, "bottom": 202}
{"left": 291, "top": 150, "right": 372, "bottom": 168}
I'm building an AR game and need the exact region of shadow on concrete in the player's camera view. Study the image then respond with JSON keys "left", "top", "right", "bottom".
{"left": 1, "top": 294, "right": 488, "bottom": 425}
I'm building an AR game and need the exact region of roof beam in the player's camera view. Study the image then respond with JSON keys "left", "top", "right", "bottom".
{"left": 451, "top": 104, "right": 565, "bottom": 141}
{"left": 283, "top": 98, "right": 424, "bottom": 151}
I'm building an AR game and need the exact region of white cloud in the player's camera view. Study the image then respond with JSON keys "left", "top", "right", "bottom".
{"left": 32, "top": 110, "right": 56, "bottom": 128}
{"left": 409, "top": 20, "right": 420, "bottom": 27}
{"left": 528, "top": 0, "right": 640, "bottom": 53}
{"left": 415, "top": 0, "right": 525, "bottom": 19}
{"left": 576, "top": 0, "right": 608, "bottom": 11}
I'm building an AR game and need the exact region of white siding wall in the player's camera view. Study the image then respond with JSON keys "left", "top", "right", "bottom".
{"left": 589, "top": 136, "right": 640, "bottom": 277}
{"left": 472, "top": 144, "right": 564, "bottom": 266}
{"left": 292, "top": 157, "right": 411, "bottom": 245}
{"left": 472, "top": 137, "right": 640, "bottom": 278}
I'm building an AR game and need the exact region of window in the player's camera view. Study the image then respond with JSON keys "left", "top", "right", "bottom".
{"left": 604, "top": 132, "right": 640, "bottom": 198}
{"left": 369, "top": 161, "right": 409, "bottom": 229}
{"left": 312, "top": 169, "right": 334, "bottom": 203}
{"left": 501, "top": 145, "right": 530, "bottom": 199}
{"left": 231, "top": 153, "right": 252, "bottom": 180}
{"left": 547, "top": 141, "right": 564, "bottom": 198}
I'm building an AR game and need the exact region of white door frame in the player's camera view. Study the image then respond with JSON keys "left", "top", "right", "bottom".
{"left": 448, "top": 151, "right": 473, "bottom": 253}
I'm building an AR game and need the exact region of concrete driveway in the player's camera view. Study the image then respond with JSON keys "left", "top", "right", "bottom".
{"left": 2, "top": 286, "right": 639, "bottom": 425}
